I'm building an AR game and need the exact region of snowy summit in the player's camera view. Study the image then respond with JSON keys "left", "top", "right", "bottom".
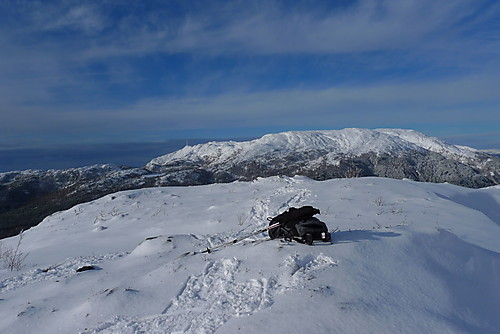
{"left": 4, "top": 128, "right": 499, "bottom": 242}
{"left": 148, "top": 128, "right": 479, "bottom": 167}
{"left": 1, "top": 175, "right": 499, "bottom": 333}
{"left": 146, "top": 128, "right": 499, "bottom": 188}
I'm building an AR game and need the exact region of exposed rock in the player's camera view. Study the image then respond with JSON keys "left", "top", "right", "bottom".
{"left": 1, "top": 129, "right": 498, "bottom": 239}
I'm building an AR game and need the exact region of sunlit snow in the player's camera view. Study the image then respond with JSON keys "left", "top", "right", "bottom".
{"left": 1, "top": 176, "right": 499, "bottom": 333}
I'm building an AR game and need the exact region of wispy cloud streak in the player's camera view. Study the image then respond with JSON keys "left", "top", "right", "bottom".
{"left": 0, "top": 0, "right": 499, "bottom": 148}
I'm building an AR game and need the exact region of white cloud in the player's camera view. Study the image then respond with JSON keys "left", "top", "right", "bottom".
{"left": 6, "top": 72, "right": 494, "bottom": 139}
{"left": 1, "top": 71, "right": 498, "bottom": 147}
{"left": 153, "top": 0, "right": 489, "bottom": 55}
{"left": 41, "top": 5, "right": 106, "bottom": 34}
{"left": 10, "top": 0, "right": 490, "bottom": 60}
{"left": 0, "top": 0, "right": 499, "bottom": 147}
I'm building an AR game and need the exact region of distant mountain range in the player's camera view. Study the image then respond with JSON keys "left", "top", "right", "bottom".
{"left": 1, "top": 128, "right": 499, "bottom": 239}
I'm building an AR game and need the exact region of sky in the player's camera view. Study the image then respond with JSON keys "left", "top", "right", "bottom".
{"left": 1, "top": 0, "right": 499, "bottom": 155}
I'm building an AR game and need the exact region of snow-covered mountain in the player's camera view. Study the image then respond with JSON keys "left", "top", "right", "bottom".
{"left": 1, "top": 128, "right": 499, "bottom": 240}
{"left": 1, "top": 176, "right": 499, "bottom": 333}
{"left": 146, "top": 128, "right": 499, "bottom": 187}
{"left": 148, "top": 128, "right": 478, "bottom": 165}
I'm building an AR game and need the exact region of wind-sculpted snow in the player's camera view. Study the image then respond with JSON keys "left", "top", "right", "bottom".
{"left": 0, "top": 252, "right": 127, "bottom": 293}
{"left": 1, "top": 176, "right": 499, "bottom": 333}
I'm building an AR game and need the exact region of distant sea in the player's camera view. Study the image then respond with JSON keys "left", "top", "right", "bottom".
{"left": 0, "top": 138, "right": 255, "bottom": 173}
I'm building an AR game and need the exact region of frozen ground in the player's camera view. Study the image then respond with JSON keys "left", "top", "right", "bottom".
{"left": 1, "top": 176, "right": 499, "bottom": 333}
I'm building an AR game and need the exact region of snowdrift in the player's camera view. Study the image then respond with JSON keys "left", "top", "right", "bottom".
{"left": 1, "top": 176, "right": 499, "bottom": 334}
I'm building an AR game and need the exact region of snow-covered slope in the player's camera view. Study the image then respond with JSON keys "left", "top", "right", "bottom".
{"left": 1, "top": 176, "right": 499, "bottom": 333}
{"left": 0, "top": 164, "right": 158, "bottom": 239}
{"left": 3, "top": 128, "right": 498, "bottom": 240}
{"left": 147, "top": 128, "right": 480, "bottom": 168}
{"left": 145, "top": 128, "right": 499, "bottom": 189}
{"left": 376, "top": 129, "right": 480, "bottom": 160}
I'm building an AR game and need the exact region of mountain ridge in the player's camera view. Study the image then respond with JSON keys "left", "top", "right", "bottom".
{"left": 1, "top": 128, "right": 499, "bottom": 239}
{"left": 147, "top": 128, "right": 480, "bottom": 169}
{"left": 145, "top": 128, "right": 498, "bottom": 187}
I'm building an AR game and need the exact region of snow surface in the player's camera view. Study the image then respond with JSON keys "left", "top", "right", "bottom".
{"left": 146, "top": 128, "right": 482, "bottom": 168}
{"left": 1, "top": 176, "right": 499, "bottom": 334}
{"left": 376, "top": 129, "right": 479, "bottom": 161}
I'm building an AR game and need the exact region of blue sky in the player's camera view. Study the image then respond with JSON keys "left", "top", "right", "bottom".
{"left": 1, "top": 0, "right": 499, "bottom": 150}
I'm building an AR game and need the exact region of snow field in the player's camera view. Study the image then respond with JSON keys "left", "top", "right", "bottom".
{"left": 147, "top": 128, "right": 483, "bottom": 170}
{"left": 1, "top": 176, "right": 499, "bottom": 333}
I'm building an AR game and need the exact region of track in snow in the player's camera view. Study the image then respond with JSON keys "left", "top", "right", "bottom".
{"left": 85, "top": 252, "right": 336, "bottom": 334}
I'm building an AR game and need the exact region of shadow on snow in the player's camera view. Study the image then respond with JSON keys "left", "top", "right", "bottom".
{"left": 333, "top": 230, "right": 401, "bottom": 244}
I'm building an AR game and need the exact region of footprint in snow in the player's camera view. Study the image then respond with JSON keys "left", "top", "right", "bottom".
{"left": 85, "top": 253, "right": 337, "bottom": 334}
